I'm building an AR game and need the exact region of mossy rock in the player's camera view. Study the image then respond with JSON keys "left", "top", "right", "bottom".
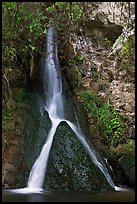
{"left": 44, "top": 121, "right": 114, "bottom": 192}
{"left": 2, "top": 88, "right": 52, "bottom": 188}
{"left": 118, "top": 153, "right": 135, "bottom": 186}
{"left": 109, "top": 143, "right": 135, "bottom": 188}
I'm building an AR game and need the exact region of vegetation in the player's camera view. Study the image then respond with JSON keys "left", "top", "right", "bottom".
{"left": 2, "top": 2, "right": 45, "bottom": 68}
{"left": 81, "top": 90, "right": 127, "bottom": 149}
{"left": 117, "top": 34, "right": 135, "bottom": 83}
{"left": 74, "top": 54, "right": 84, "bottom": 65}
{"left": 119, "top": 34, "right": 135, "bottom": 59}
{"left": 2, "top": 108, "right": 12, "bottom": 130}
{"left": 2, "top": 3, "right": 84, "bottom": 66}
{"left": 2, "top": 88, "right": 32, "bottom": 129}
{"left": 92, "top": 63, "right": 100, "bottom": 82}
{"left": 2, "top": 2, "right": 85, "bottom": 96}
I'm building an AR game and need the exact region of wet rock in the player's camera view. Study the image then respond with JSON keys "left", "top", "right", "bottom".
{"left": 119, "top": 153, "right": 135, "bottom": 187}
{"left": 109, "top": 143, "right": 135, "bottom": 188}
{"left": 22, "top": 107, "right": 51, "bottom": 180}
{"left": 2, "top": 89, "right": 51, "bottom": 188}
{"left": 45, "top": 121, "right": 113, "bottom": 192}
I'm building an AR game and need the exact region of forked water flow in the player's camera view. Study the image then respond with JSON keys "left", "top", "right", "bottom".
{"left": 10, "top": 26, "right": 128, "bottom": 193}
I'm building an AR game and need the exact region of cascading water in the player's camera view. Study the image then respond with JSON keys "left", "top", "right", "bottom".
{"left": 10, "top": 26, "right": 128, "bottom": 194}
{"left": 26, "top": 26, "right": 126, "bottom": 192}
{"left": 27, "top": 27, "right": 63, "bottom": 189}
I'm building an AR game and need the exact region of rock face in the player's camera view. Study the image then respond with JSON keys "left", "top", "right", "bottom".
{"left": 2, "top": 89, "right": 51, "bottom": 189}
{"left": 22, "top": 107, "right": 51, "bottom": 181}
{"left": 2, "top": 144, "right": 22, "bottom": 188}
{"left": 59, "top": 2, "right": 135, "bottom": 188}
{"left": 68, "top": 3, "right": 135, "bottom": 133}
{"left": 44, "top": 121, "right": 113, "bottom": 192}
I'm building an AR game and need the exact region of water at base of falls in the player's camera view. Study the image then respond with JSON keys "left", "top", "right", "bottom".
{"left": 2, "top": 189, "right": 135, "bottom": 202}
{"left": 4, "top": 26, "right": 130, "bottom": 194}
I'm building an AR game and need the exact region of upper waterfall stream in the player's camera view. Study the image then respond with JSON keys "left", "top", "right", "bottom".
{"left": 10, "top": 26, "right": 128, "bottom": 194}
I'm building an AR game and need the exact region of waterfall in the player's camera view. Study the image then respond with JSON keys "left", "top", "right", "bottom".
{"left": 27, "top": 27, "right": 63, "bottom": 189}
{"left": 12, "top": 26, "right": 127, "bottom": 193}
{"left": 42, "top": 27, "right": 64, "bottom": 119}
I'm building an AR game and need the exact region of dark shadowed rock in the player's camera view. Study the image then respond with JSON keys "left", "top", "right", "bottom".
{"left": 2, "top": 89, "right": 52, "bottom": 189}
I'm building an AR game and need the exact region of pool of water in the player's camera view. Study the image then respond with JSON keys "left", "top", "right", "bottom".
{"left": 2, "top": 190, "right": 135, "bottom": 202}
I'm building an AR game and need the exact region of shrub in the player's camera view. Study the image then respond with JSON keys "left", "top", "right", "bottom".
{"left": 81, "top": 90, "right": 125, "bottom": 149}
